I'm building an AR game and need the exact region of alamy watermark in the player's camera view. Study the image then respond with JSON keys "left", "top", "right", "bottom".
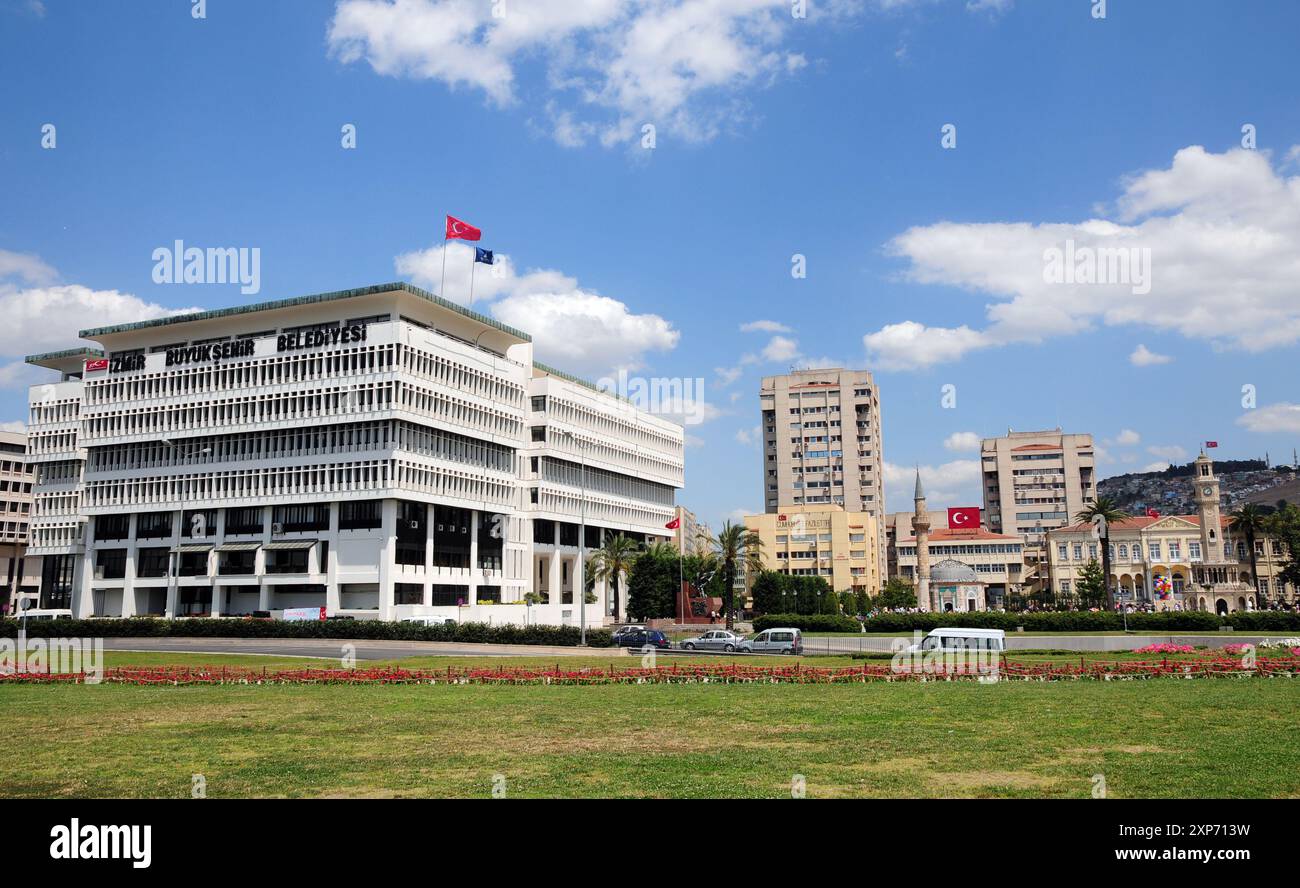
{"left": 596, "top": 369, "right": 709, "bottom": 425}
{"left": 890, "top": 631, "right": 1000, "bottom": 680}
{"left": 1, "top": 632, "right": 104, "bottom": 683}
{"left": 152, "top": 240, "right": 261, "bottom": 295}
{"left": 1043, "top": 239, "right": 1150, "bottom": 295}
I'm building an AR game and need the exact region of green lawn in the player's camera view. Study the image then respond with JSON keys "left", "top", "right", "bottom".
{"left": 3, "top": 667, "right": 1297, "bottom": 798}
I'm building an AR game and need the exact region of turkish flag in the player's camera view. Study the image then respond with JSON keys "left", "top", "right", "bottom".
{"left": 85, "top": 358, "right": 109, "bottom": 372}
{"left": 445, "top": 215, "right": 482, "bottom": 241}
{"left": 948, "top": 507, "right": 980, "bottom": 530}
{"left": 1146, "top": 508, "right": 1161, "bottom": 519}
{"left": 1205, "top": 441, "right": 1218, "bottom": 448}
{"left": 665, "top": 518, "right": 680, "bottom": 529}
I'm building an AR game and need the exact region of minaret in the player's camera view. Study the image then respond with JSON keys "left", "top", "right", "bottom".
{"left": 1192, "top": 450, "right": 1222, "bottom": 563}
{"left": 911, "top": 468, "right": 932, "bottom": 611}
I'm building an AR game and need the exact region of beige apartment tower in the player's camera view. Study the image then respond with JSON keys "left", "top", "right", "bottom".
{"left": 744, "top": 505, "right": 881, "bottom": 598}
{"left": 760, "top": 368, "right": 885, "bottom": 571}
{"left": 981, "top": 428, "right": 1095, "bottom": 590}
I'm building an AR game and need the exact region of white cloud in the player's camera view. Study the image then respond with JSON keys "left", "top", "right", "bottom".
{"left": 865, "top": 146, "right": 1300, "bottom": 370}
{"left": 1141, "top": 461, "right": 1171, "bottom": 473}
{"left": 760, "top": 334, "right": 800, "bottom": 363}
{"left": 740, "top": 319, "right": 791, "bottom": 333}
{"left": 1237, "top": 402, "right": 1300, "bottom": 434}
{"left": 1130, "top": 343, "right": 1172, "bottom": 366}
{"left": 883, "top": 459, "right": 981, "bottom": 511}
{"left": 791, "top": 355, "right": 841, "bottom": 370}
{"left": 863, "top": 321, "right": 987, "bottom": 371}
{"left": 0, "top": 420, "right": 27, "bottom": 433}
{"left": 0, "top": 249, "right": 56, "bottom": 285}
{"left": 943, "top": 431, "right": 981, "bottom": 453}
{"left": 0, "top": 282, "right": 198, "bottom": 381}
{"left": 966, "top": 0, "right": 1012, "bottom": 12}
{"left": 735, "top": 424, "right": 760, "bottom": 445}
{"left": 1115, "top": 429, "right": 1141, "bottom": 446}
{"left": 714, "top": 365, "right": 744, "bottom": 386}
{"left": 328, "top": 0, "right": 822, "bottom": 146}
{"left": 1147, "top": 444, "right": 1189, "bottom": 463}
{"left": 396, "top": 240, "right": 679, "bottom": 377}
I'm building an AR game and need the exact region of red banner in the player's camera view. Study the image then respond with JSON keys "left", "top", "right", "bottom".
{"left": 445, "top": 215, "right": 482, "bottom": 241}
{"left": 947, "top": 507, "right": 980, "bottom": 529}
{"left": 85, "top": 358, "right": 109, "bottom": 372}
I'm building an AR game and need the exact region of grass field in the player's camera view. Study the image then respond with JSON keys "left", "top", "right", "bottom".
{"left": 3, "top": 651, "right": 1298, "bottom": 799}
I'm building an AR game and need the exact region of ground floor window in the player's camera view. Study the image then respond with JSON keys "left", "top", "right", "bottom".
{"left": 394, "top": 583, "right": 423, "bottom": 605}
{"left": 430, "top": 584, "right": 469, "bottom": 607}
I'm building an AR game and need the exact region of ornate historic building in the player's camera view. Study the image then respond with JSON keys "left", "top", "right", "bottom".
{"left": 1047, "top": 452, "right": 1294, "bottom": 612}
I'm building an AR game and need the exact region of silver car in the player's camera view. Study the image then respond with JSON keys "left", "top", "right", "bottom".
{"left": 680, "top": 629, "right": 745, "bottom": 652}
{"left": 740, "top": 628, "right": 803, "bottom": 655}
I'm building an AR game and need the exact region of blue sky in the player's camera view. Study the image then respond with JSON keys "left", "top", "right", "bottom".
{"left": 3, "top": 0, "right": 1300, "bottom": 531}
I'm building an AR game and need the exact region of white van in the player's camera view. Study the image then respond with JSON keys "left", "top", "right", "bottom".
{"left": 906, "top": 627, "right": 1006, "bottom": 654}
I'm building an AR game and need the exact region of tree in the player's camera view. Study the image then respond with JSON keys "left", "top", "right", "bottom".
{"left": 625, "top": 550, "right": 677, "bottom": 621}
{"left": 874, "top": 577, "right": 917, "bottom": 610}
{"left": 1076, "top": 558, "right": 1107, "bottom": 608}
{"left": 588, "top": 534, "right": 641, "bottom": 623}
{"left": 1229, "top": 503, "right": 1269, "bottom": 604}
{"left": 750, "top": 570, "right": 783, "bottom": 615}
{"left": 706, "top": 521, "right": 764, "bottom": 630}
{"left": 1264, "top": 504, "right": 1300, "bottom": 596}
{"left": 1074, "top": 497, "right": 1131, "bottom": 609}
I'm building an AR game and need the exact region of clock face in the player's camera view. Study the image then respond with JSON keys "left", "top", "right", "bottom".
{"left": 1202, "top": 486, "right": 1214, "bottom": 496}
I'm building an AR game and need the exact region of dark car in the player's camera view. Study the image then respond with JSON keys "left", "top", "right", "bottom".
{"left": 615, "top": 629, "right": 672, "bottom": 650}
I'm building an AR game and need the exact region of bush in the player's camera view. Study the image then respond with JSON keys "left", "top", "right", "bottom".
{"left": 0, "top": 618, "right": 613, "bottom": 648}
{"left": 1225, "top": 611, "right": 1300, "bottom": 631}
{"left": 752, "top": 613, "right": 860, "bottom": 633}
{"left": 856, "top": 610, "right": 1225, "bottom": 633}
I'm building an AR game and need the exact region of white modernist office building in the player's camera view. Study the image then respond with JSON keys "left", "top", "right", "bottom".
{"left": 23, "top": 282, "right": 684, "bottom": 627}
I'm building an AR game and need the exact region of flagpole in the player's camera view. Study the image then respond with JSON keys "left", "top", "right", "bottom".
{"left": 439, "top": 235, "right": 448, "bottom": 300}
{"left": 469, "top": 258, "right": 477, "bottom": 309}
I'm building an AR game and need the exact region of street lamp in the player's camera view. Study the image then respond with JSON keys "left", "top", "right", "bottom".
{"left": 555, "top": 429, "right": 588, "bottom": 645}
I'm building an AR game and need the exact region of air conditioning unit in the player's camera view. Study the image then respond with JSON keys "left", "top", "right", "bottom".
{"left": 271, "top": 522, "right": 285, "bottom": 535}
{"left": 408, "top": 520, "right": 420, "bottom": 530}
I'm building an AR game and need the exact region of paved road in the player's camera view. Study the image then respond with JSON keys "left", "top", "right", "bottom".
{"left": 798, "top": 633, "right": 1283, "bottom": 655}
{"left": 102, "top": 637, "right": 631, "bottom": 662}
{"left": 99, "top": 632, "right": 1286, "bottom": 662}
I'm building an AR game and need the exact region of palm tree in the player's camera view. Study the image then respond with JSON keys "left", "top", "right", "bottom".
{"left": 588, "top": 534, "right": 641, "bottom": 623}
{"left": 706, "top": 521, "right": 764, "bottom": 630}
{"left": 645, "top": 540, "right": 678, "bottom": 561}
{"left": 1074, "top": 497, "right": 1131, "bottom": 610}
{"left": 1229, "top": 503, "right": 1268, "bottom": 605}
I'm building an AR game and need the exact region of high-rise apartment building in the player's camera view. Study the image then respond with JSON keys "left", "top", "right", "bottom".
{"left": 981, "top": 428, "right": 1095, "bottom": 590}
{"left": 760, "top": 369, "right": 885, "bottom": 570}
{"left": 0, "top": 429, "right": 39, "bottom": 616}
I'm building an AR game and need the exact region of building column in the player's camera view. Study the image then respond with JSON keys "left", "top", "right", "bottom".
{"left": 376, "top": 499, "right": 397, "bottom": 620}
{"left": 75, "top": 517, "right": 95, "bottom": 619}
{"left": 467, "top": 509, "right": 480, "bottom": 609}
{"left": 164, "top": 508, "right": 182, "bottom": 619}
{"left": 257, "top": 505, "right": 271, "bottom": 614}
{"left": 324, "top": 502, "right": 340, "bottom": 616}
{"left": 424, "top": 503, "right": 435, "bottom": 607}
{"left": 548, "top": 523, "right": 561, "bottom": 605}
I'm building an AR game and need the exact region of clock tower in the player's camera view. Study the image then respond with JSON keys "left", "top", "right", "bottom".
{"left": 1192, "top": 451, "right": 1221, "bottom": 561}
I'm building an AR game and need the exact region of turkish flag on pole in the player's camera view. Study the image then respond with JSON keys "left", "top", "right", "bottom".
{"left": 665, "top": 518, "right": 680, "bottom": 529}
{"left": 947, "top": 507, "right": 980, "bottom": 530}
{"left": 1146, "top": 508, "right": 1161, "bottom": 519}
{"left": 1205, "top": 441, "right": 1218, "bottom": 448}
{"left": 445, "top": 215, "right": 482, "bottom": 241}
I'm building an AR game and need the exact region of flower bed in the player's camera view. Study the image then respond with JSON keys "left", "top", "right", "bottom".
{"left": 4, "top": 655, "right": 1299, "bottom": 686}
{"left": 1133, "top": 643, "right": 1196, "bottom": 654}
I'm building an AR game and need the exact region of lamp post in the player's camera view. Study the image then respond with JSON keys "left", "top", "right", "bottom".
{"left": 556, "top": 429, "right": 587, "bottom": 645}
{"left": 162, "top": 439, "right": 213, "bottom": 618}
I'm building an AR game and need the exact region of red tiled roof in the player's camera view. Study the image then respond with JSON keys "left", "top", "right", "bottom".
{"left": 898, "top": 528, "right": 1021, "bottom": 543}
{"left": 1051, "top": 514, "right": 1232, "bottom": 533}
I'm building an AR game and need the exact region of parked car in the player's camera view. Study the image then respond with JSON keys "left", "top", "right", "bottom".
{"left": 905, "top": 627, "right": 1005, "bottom": 654}
{"left": 615, "top": 629, "right": 671, "bottom": 650}
{"left": 680, "top": 629, "right": 745, "bottom": 652}
{"left": 740, "top": 628, "right": 803, "bottom": 655}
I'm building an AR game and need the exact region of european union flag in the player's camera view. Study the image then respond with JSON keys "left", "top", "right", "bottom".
{"left": 474, "top": 247, "right": 494, "bottom": 265}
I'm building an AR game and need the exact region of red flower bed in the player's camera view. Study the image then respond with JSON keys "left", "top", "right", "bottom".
{"left": 3, "top": 655, "right": 1299, "bottom": 686}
